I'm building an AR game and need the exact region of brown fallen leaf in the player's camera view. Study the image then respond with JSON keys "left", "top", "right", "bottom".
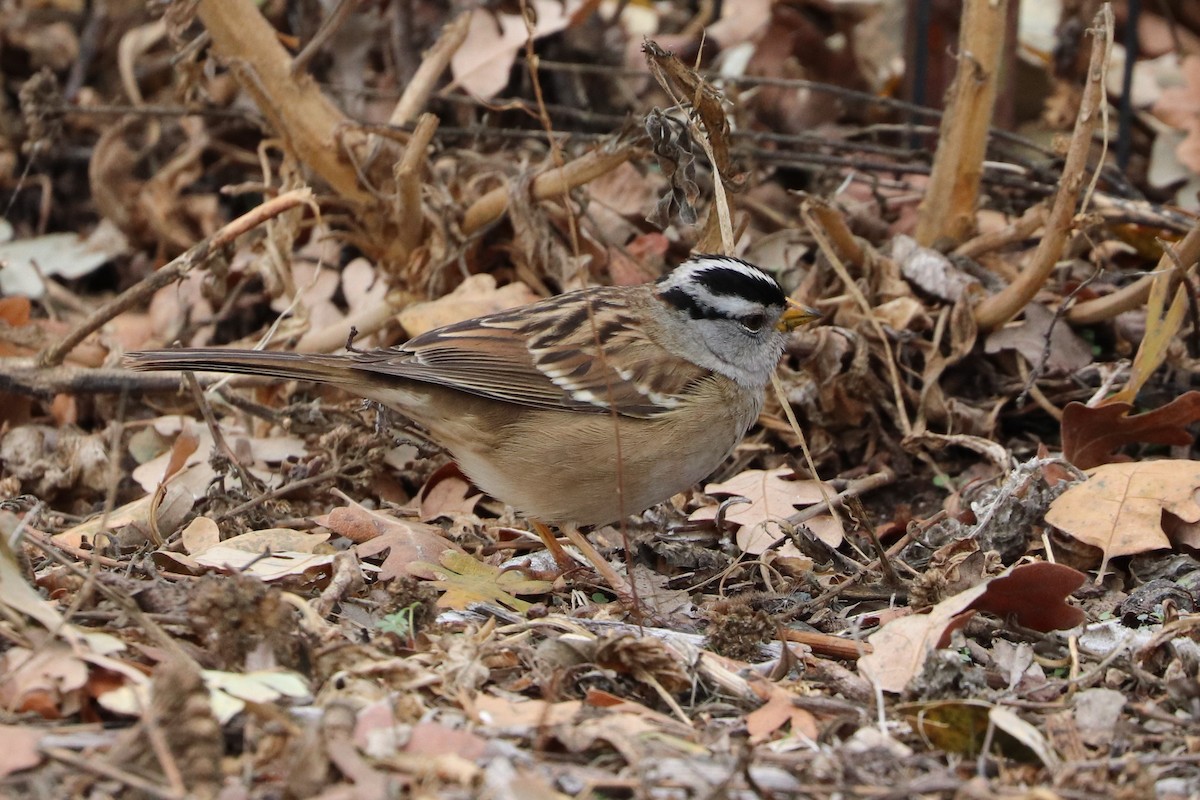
{"left": 355, "top": 524, "right": 462, "bottom": 583}
{"left": 1061, "top": 392, "right": 1200, "bottom": 470}
{"left": 154, "top": 516, "right": 335, "bottom": 581}
{"left": 314, "top": 500, "right": 463, "bottom": 582}
{"left": 859, "top": 562, "right": 1085, "bottom": 693}
{"left": 0, "top": 724, "right": 43, "bottom": 778}
{"left": 856, "top": 599, "right": 976, "bottom": 695}
{"left": 1045, "top": 459, "right": 1200, "bottom": 577}
{"left": 690, "top": 468, "right": 844, "bottom": 558}
{"left": 418, "top": 463, "right": 481, "bottom": 522}
{"left": 983, "top": 302, "right": 1093, "bottom": 374}
{"left": 745, "top": 680, "right": 819, "bottom": 744}
{"left": 449, "top": 3, "right": 576, "bottom": 100}
{"left": 403, "top": 721, "right": 488, "bottom": 760}
{"left": 397, "top": 273, "right": 540, "bottom": 338}
{"left": 643, "top": 40, "right": 742, "bottom": 189}
{"left": 0, "top": 643, "right": 88, "bottom": 718}
{"left": 965, "top": 562, "right": 1087, "bottom": 631}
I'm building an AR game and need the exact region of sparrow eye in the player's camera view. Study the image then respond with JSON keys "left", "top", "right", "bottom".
{"left": 739, "top": 313, "right": 767, "bottom": 333}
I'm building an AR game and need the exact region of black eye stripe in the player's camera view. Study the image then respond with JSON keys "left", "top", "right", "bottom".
{"left": 659, "top": 289, "right": 775, "bottom": 333}
{"left": 659, "top": 287, "right": 725, "bottom": 321}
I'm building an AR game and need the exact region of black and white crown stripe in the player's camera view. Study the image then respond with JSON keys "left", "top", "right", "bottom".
{"left": 656, "top": 255, "right": 786, "bottom": 325}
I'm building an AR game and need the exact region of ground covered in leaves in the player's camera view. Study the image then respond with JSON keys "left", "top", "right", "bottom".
{"left": 3, "top": 1, "right": 1200, "bottom": 798}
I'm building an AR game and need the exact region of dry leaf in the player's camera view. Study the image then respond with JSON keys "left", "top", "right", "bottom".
{"left": 1, "top": 534, "right": 82, "bottom": 640}
{"left": 341, "top": 257, "right": 388, "bottom": 315}
{"left": 899, "top": 700, "right": 1059, "bottom": 767}
{"left": 859, "top": 562, "right": 1085, "bottom": 692}
{"left": 404, "top": 721, "right": 488, "bottom": 760}
{"left": 745, "top": 681, "right": 819, "bottom": 743}
{"left": 192, "top": 546, "right": 336, "bottom": 582}
{"left": 0, "top": 724, "right": 43, "bottom": 778}
{"left": 1045, "top": 459, "right": 1200, "bottom": 576}
{"left": 99, "top": 669, "right": 310, "bottom": 725}
{"left": 54, "top": 474, "right": 200, "bottom": 550}
{"left": 418, "top": 463, "right": 481, "bottom": 522}
{"left": 0, "top": 224, "right": 128, "bottom": 298}
{"left": 450, "top": 2, "right": 578, "bottom": 99}
{"left": 857, "top": 599, "right": 976, "bottom": 694}
{"left": 410, "top": 551, "right": 552, "bottom": 612}
{"left": 1105, "top": 258, "right": 1188, "bottom": 406}
{"left": 210, "top": 527, "right": 330, "bottom": 554}
{"left": 474, "top": 695, "right": 582, "bottom": 729}
{"left": 0, "top": 643, "right": 88, "bottom": 718}
{"left": 690, "top": 467, "right": 844, "bottom": 557}
{"left": 1152, "top": 55, "right": 1200, "bottom": 173}
{"left": 316, "top": 503, "right": 462, "bottom": 581}
{"left": 893, "top": 235, "right": 981, "bottom": 303}
{"left": 355, "top": 523, "right": 462, "bottom": 582}
{"left": 983, "top": 302, "right": 1093, "bottom": 374}
{"left": 966, "top": 562, "right": 1087, "bottom": 631}
{"left": 1061, "top": 393, "right": 1200, "bottom": 470}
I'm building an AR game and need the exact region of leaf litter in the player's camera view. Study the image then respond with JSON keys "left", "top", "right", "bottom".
{"left": 2, "top": 2, "right": 1200, "bottom": 798}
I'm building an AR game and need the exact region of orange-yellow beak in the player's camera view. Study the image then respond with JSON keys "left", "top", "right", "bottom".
{"left": 777, "top": 298, "right": 821, "bottom": 332}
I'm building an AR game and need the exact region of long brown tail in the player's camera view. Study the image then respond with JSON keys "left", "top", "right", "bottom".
{"left": 125, "top": 348, "right": 363, "bottom": 387}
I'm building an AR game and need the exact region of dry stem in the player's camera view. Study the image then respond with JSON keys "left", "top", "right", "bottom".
{"left": 915, "top": 0, "right": 1010, "bottom": 248}
{"left": 1066, "top": 221, "right": 1200, "bottom": 325}
{"left": 801, "top": 198, "right": 912, "bottom": 436}
{"left": 973, "top": 7, "right": 1111, "bottom": 331}
{"left": 460, "top": 142, "right": 639, "bottom": 234}
{"left": 197, "top": 0, "right": 373, "bottom": 204}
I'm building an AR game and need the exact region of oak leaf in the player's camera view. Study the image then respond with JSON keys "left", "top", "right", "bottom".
{"left": 858, "top": 562, "right": 1085, "bottom": 693}
{"left": 409, "top": 551, "right": 552, "bottom": 612}
{"left": 1045, "top": 459, "right": 1200, "bottom": 576}
{"left": 690, "top": 468, "right": 844, "bottom": 557}
{"left": 1061, "top": 393, "right": 1200, "bottom": 469}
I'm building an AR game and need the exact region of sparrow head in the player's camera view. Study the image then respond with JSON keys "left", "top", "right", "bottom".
{"left": 655, "top": 255, "right": 817, "bottom": 387}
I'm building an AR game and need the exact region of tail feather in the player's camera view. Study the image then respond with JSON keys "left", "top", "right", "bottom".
{"left": 124, "top": 349, "right": 361, "bottom": 387}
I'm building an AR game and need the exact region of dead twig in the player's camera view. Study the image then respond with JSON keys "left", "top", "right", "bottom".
{"left": 198, "top": 0, "right": 373, "bottom": 203}
{"left": 973, "top": 7, "right": 1111, "bottom": 331}
{"left": 460, "top": 139, "right": 641, "bottom": 235}
{"left": 953, "top": 203, "right": 1048, "bottom": 260}
{"left": 41, "top": 747, "right": 184, "bottom": 800}
{"left": 1066, "top": 221, "right": 1200, "bottom": 325}
{"left": 37, "top": 188, "right": 314, "bottom": 367}
{"left": 801, "top": 198, "right": 913, "bottom": 437}
{"left": 393, "top": 112, "right": 438, "bottom": 257}
{"left": 389, "top": 12, "right": 470, "bottom": 128}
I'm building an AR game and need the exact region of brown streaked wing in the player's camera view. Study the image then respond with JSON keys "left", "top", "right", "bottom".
{"left": 349, "top": 287, "right": 708, "bottom": 418}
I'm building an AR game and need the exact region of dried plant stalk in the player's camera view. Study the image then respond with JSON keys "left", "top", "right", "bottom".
{"left": 973, "top": 6, "right": 1111, "bottom": 331}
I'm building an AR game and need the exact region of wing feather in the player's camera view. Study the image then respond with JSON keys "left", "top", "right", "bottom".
{"left": 350, "top": 286, "right": 707, "bottom": 418}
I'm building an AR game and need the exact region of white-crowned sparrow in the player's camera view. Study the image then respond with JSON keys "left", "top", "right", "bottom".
{"left": 126, "top": 255, "right": 817, "bottom": 527}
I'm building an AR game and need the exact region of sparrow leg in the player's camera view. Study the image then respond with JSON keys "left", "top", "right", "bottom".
{"left": 530, "top": 521, "right": 633, "bottom": 600}
{"left": 558, "top": 525, "right": 634, "bottom": 601}
{"left": 530, "top": 520, "right": 575, "bottom": 572}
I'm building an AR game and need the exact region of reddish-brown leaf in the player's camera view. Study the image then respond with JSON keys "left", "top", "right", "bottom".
{"left": 0, "top": 296, "right": 31, "bottom": 326}
{"left": 1060, "top": 392, "right": 1200, "bottom": 469}
{"left": 859, "top": 562, "right": 1085, "bottom": 692}
{"left": 965, "top": 562, "right": 1086, "bottom": 632}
